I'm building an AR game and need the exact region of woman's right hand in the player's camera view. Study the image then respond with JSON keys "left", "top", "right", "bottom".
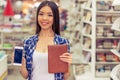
{"left": 11, "top": 52, "right": 14, "bottom": 63}
{"left": 20, "top": 57, "right": 28, "bottom": 79}
{"left": 21, "top": 57, "right": 26, "bottom": 68}
{"left": 11, "top": 52, "right": 28, "bottom": 79}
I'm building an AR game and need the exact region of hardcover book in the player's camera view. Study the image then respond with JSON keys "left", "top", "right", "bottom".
{"left": 48, "top": 44, "right": 68, "bottom": 73}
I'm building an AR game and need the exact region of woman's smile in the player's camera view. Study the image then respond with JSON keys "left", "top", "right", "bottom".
{"left": 41, "top": 22, "right": 49, "bottom": 25}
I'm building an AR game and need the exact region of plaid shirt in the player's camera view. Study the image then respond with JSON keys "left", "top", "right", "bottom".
{"left": 23, "top": 34, "right": 70, "bottom": 80}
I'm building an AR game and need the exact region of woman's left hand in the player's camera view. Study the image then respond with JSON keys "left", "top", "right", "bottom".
{"left": 60, "top": 53, "right": 72, "bottom": 64}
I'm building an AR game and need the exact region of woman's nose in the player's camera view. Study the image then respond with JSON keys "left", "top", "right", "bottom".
{"left": 43, "top": 15, "right": 47, "bottom": 20}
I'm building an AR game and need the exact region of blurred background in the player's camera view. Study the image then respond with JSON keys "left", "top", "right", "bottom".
{"left": 0, "top": 0, "right": 120, "bottom": 80}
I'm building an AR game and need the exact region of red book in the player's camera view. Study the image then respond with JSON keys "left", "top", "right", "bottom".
{"left": 48, "top": 44, "right": 68, "bottom": 73}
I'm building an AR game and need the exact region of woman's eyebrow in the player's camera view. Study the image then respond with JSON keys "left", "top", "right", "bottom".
{"left": 39, "top": 11, "right": 43, "bottom": 13}
{"left": 39, "top": 10, "right": 52, "bottom": 13}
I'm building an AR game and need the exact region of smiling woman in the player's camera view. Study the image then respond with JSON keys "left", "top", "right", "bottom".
{"left": 38, "top": 6, "right": 54, "bottom": 30}
{"left": 19, "top": 1, "right": 72, "bottom": 80}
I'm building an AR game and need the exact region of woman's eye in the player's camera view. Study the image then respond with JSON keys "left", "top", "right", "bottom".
{"left": 48, "top": 14, "right": 53, "bottom": 16}
{"left": 39, "top": 13, "right": 43, "bottom": 15}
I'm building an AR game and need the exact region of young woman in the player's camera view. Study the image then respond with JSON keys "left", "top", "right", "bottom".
{"left": 20, "top": 1, "right": 72, "bottom": 80}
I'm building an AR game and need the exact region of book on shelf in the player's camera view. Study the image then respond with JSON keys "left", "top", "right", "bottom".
{"left": 83, "top": 38, "right": 91, "bottom": 49}
{"left": 85, "top": 11, "right": 92, "bottom": 21}
{"left": 105, "top": 16, "right": 112, "bottom": 24}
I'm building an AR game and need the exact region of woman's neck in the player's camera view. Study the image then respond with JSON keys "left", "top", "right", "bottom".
{"left": 39, "top": 30, "right": 54, "bottom": 37}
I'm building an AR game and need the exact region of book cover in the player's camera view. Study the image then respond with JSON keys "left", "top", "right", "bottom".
{"left": 48, "top": 44, "right": 68, "bottom": 73}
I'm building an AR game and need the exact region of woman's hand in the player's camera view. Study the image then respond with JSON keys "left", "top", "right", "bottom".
{"left": 21, "top": 57, "right": 26, "bottom": 68}
{"left": 20, "top": 57, "right": 28, "bottom": 79}
{"left": 11, "top": 52, "right": 28, "bottom": 79}
{"left": 60, "top": 52, "right": 72, "bottom": 64}
{"left": 11, "top": 52, "right": 14, "bottom": 63}
{"left": 60, "top": 52, "right": 72, "bottom": 80}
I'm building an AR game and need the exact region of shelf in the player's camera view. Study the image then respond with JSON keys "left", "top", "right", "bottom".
{"left": 83, "top": 48, "right": 92, "bottom": 52}
{"left": 96, "top": 0, "right": 113, "bottom": 1}
{"left": 96, "top": 37, "right": 120, "bottom": 39}
{"left": 80, "top": 0, "right": 95, "bottom": 79}
{"left": 0, "top": 55, "right": 7, "bottom": 77}
{"left": 0, "top": 27, "right": 34, "bottom": 71}
{"left": 77, "top": 0, "right": 87, "bottom": 2}
{"left": 96, "top": 62, "right": 120, "bottom": 65}
{"left": 75, "top": 71, "right": 93, "bottom": 80}
{"left": 83, "top": 20, "right": 92, "bottom": 25}
{"left": 95, "top": 0, "right": 120, "bottom": 79}
{"left": 0, "top": 48, "right": 13, "bottom": 50}
{"left": 95, "top": 78, "right": 110, "bottom": 80}
{"left": 83, "top": 34, "right": 92, "bottom": 38}
{"left": 96, "top": 49, "right": 111, "bottom": 52}
{"left": 96, "top": 23, "right": 112, "bottom": 26}
{"left": 72, "top": 62, "right": 91, "bottom": 65}
{"left": 95, "top": 70, "right": 110, "bottom": 77}
{"left": 0, "top": 30, "right": 33, "bottom": 33}
{"left": 97, "top": 11, "right": 120, "bottom": 14}
{"left": 82, "top": 7, "right": 92, "bottom": 11}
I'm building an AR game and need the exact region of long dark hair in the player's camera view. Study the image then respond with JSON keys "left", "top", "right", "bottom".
{"left": 35, "top": 1, "right": 60, "bottom": 35}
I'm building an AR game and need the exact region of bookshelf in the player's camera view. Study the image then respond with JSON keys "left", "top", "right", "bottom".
{"left": 95, "top": 0, "right": 120, "bottom": 80}
{"left": 62, "top": 0, "right": 87, "bottom": 63}
{"left": 74, "top": 0, "right": 96, "bottom": 80}
{"left": 75, "top": 0, "right": 120, "bottom": 80}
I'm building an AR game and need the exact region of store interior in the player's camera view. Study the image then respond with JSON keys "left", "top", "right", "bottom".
{"left": 0, "top": 0, "right": 120, "bottom": 80}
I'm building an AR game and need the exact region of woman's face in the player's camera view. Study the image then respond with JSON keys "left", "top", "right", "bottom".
{"left": 38, "top": 6, "right": 53, "bottom": 30}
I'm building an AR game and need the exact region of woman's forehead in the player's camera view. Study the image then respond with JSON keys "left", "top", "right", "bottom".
{"left": 39, "top": 6, "right": 52, "bottom": 13}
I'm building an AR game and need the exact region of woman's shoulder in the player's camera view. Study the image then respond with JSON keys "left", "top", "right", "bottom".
{"left": 24, "top": 34, "right": 38, "bottom": 44}
{"left": 55, "top": 34, "right": 69, "bottom": 44}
